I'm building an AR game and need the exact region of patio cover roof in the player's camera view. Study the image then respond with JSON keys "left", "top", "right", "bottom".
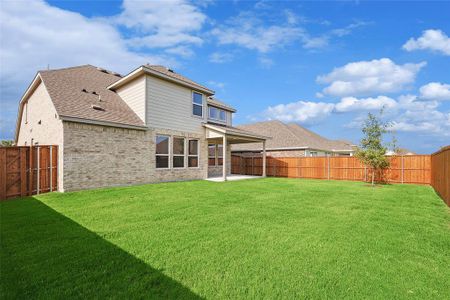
{"left": 203, "top": 123, "right": 269, "bottom": 144}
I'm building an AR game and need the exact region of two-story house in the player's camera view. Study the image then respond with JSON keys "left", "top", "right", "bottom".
{"left": 14, "top": 65, "right": 267, "bottom": 192}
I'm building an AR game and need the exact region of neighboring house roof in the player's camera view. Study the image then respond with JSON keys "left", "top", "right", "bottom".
{"left": 232, "top": 120, "right": 354, "bottom": 152}
{"left": 108, "top": 65, "right": 215, "bottom": 95}
{"left": 207, "top": 97, "right": 236, "bottom": 112}
{"left": 386, "top": 148, "right": 416, "bottom": 155}
{"left": 39, "top": 65, "right": 146, "bottom": 128}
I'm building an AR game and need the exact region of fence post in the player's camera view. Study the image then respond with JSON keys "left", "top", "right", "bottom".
{"left": 401, "top": 155, "right": 404, "bottom": 184}
{"left": 50, "top": 146, "right": 53, "bottom": 192}
{"left": 364, "top": 165, "right": 367, "bottom": 182}
{"left": 327, "top": 156, "right": 330, "bottom": 180}
{"left": 29, "top": 146, "right": 33, "bottom": 196}
{"left": 0, "top": 148, "right": 6, "bottom": 200}
{"left": 252, "top": 156, "right": 254, "bottom": 175}
{"left": 36, "top": 146, "right": 40, "bottom": 195}
{"left": 273, "top": 159, "right": 276, "bottom": 177}
{"left": 20, "top": 148, "right": 27, "bottom": 197}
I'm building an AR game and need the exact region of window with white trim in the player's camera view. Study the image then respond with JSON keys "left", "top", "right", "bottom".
{"left": 156, "top": 135, "right": 169, "bottom": 168}
{"left": 188, "top": 140, "right": 199, "bottom": 167}
{"left": 193, "top": 92, "right": 203, "bottom": 117}
{"left": 208, "top": 106, "right": 226, "bottom": 122}
{"left": 310, "top": 151, "right": 318, "bottom": 157}
{"left": 173, "top": 137, "right": 185, "bottom": 168}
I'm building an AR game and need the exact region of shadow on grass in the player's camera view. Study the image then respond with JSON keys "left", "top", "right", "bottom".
{"left": 0, "top": 198, "right": 202, "bottom": 299}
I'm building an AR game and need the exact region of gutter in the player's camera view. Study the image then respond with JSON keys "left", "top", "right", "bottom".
{"left": 59, "top": 115, "right": 148, "bottom": 131}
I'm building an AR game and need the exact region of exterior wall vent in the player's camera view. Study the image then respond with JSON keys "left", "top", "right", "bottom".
{"left": 91, "top": 104, "right": 105, "bottom": 111}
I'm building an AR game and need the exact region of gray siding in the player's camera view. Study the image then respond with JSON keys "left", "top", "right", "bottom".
{"left": 116, "top": 75, "right": 146, "bottom": 122}
{"left": 146, "top": 75, "right": 205, "bottom": 133}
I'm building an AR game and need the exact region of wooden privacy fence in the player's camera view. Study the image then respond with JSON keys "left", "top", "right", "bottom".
{"left": 232, "top": 155, "right": 431, "bottom": 185}
{"left": 0, "top": 145, "right": 58, "bottom": 200}
{"left": 430, "top": 146, "right": 450, "bottom": 206}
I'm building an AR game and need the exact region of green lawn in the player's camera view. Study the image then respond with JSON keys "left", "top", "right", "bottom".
{"left": 1, "top": 178, "right": 449, "bottom": 299}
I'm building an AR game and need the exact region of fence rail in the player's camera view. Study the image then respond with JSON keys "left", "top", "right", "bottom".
{"left": 430, "top": 146, "right": 450, "bottom": 206}
{"left": 232, "top": 155, "right": 432, "bottom": 185}
{"left": 0, "top": 145, "right": 58, "bottom": 200}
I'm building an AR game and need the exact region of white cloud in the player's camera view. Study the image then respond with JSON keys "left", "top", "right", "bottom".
{"left": 317, "top": 58, "right": 426, "bottom": 97}
{"left": 302, "top": 36, "right": 329, "bottom": 49}
{"left": 284, "top": 9, "right": 298, "bottom": 25}
{"left": 209, "top": 52, "right": 233, "bottom": 63}
{"left": 397, "top": 94, "right": 439, "bottom": 111}
{"left": 391, "top": 109, "right": 450, "bottom": 136}
{"left": 0, "top": 0, "right": 191, "bottom": 138}
{"left": 207, "top": 81, "right": 225, "bottom": 90}
{"left": 115, "top": 0, "right": 206, "bottom": 49}
{"left": 419, "top": 82, "right": 450, "bottom": 101}
{"left": 342, "top": 94, "right": 450, "bottom": 136}
{"left": 258, "top": 56, "right": 274, "bottom": 68}
{"left": 211, "top": 22, "right": 304, "bottom": 53}
{"left": 263, "top": 101, "right": 334, "bottom": 124}
{"left": 403, "top": 29, "right": 450, "bottom": 56}
{"left": 210, "top": 10, "right": 331, "bottom": 53}
{"left": 330, "top": 21, "right": 372, "bottom": 37}
{"left": 165, "top": 45, "right": 195, "bottom": 58}
{"left": 210, "top": 11, "right": 371, "bottom": 56}
{"left": 335, "top": 96, "right": 397, "bottom": 112}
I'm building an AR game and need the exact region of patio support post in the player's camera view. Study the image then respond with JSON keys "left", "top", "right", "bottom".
{"left": 262, "top": 141, "right": 266, "bottom": 177}
{"left": 222, "top": 135, "right": 227, "bottom": 181}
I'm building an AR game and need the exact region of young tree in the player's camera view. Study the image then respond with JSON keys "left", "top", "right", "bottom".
{"left": 0, "top": 140, "right": 14, "bottom": 147}
{"left": 355, "top": 111, "right": 390, "bottom": 186}
{"left": 390, "top": 132, "right": 401, "bottom": 155}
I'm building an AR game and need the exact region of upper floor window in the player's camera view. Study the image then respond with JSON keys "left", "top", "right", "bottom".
{"left": 208, "top": 106, "right": 226, "bottom": 122}
{"left": 192, "top": 92, "right": 203, "bottom": 117}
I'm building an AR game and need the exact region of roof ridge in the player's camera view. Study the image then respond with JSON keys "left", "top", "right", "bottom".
{"left": 143, "top": 64, "right": 212, "bottom": 93}
{"left": 39, "top": 64, "right": 94, "bottom": 73}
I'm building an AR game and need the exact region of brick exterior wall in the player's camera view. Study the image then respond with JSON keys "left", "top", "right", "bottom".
{"left": 62, "top": 122, "right": 209, "bottom": 192}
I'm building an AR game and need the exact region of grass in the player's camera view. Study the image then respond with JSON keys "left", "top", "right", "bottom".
{"left": 1, "top": 178, "right": 449, "bottom": 299}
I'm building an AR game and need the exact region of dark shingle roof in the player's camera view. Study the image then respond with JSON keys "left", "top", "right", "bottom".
{"left": 232, "top": 120, "right": 354, "bottom": 152}
{"left": 39, "top": 65, "right": 145, "bottom": 128}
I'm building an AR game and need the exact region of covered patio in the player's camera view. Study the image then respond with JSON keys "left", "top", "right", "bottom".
{"left": 204, "top": 123, "right": 268, "bottom": 181}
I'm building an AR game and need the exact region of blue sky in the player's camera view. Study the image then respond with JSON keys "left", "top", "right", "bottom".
{"left": 1, "top": 0, "right": 449, "bottom": 153}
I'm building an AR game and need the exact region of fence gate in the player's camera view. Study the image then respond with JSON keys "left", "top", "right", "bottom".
{"left": 0, "top": 145, "right": 58, "bottom": 200}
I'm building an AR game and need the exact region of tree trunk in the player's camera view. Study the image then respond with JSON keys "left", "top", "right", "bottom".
{"left": 372, "top": 168, "right": 375, "bottom": 186}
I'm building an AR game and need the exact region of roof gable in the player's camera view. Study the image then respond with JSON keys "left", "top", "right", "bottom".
{"left": 108, "top": 65, "right": 215, "bottom": 95}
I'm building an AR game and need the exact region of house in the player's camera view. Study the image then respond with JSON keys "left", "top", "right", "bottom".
{"left": 386, "top": 148, "right": 416, "bottom": 156}
{"left": 232, "top": 120, "right": 355, "bottom": 157}
{"left": 15, "top": 65, "right": 267, "bottom": 192}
